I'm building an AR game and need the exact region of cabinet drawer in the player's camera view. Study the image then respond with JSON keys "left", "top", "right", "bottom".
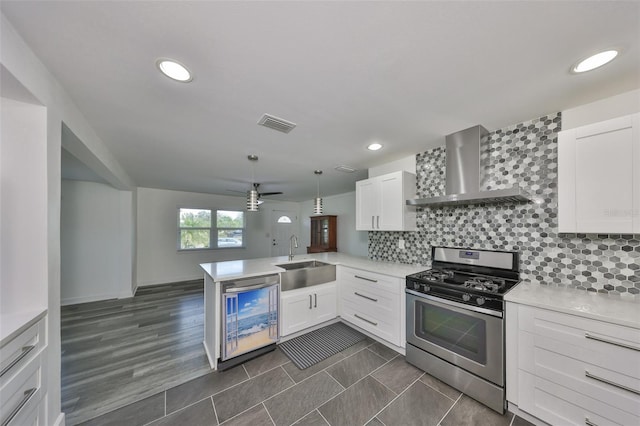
{"left": 341, "top": 299, "right": 400, "bottom": 346}
{"left": 0, "top": 320, "right": 45, "bottom": 384}
{"left": 341, "top": 281, "right": 399, "bottom": 316}
{"left": 519, "top": 370, "right": 638, "bottom": 426}
{"left": 0, "top": 351, "right": 42, "bottom": 426}
{"left": 520, "top": 331, "right": 640, "bottom": 415}
{"left": 340, "top": 267, "right": 400, "bottom": 295}
{"left": 518, "top": 306, "right": 640, "bottom": 379}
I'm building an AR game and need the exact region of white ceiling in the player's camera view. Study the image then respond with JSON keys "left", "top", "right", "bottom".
{"left": 2, "top": 1, "right": 639, "bottom": 201}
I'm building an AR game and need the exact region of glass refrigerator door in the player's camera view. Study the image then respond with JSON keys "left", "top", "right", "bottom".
{"left": 222, "top": 284, "right": 279, "bottom": 361}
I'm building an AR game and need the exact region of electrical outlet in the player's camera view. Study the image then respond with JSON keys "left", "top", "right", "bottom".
{"left": 398, "top": 239, "right": 405, "bottom": 249}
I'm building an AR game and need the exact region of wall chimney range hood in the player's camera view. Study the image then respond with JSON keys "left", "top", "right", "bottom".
{"left": 407, "top": 125, "right": 532, "bottom": 207}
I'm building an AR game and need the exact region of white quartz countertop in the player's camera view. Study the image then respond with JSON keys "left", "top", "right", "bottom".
{"left": 200, "top": 252, "right": 425, "bottom": 282}
{"left": 1, "top": 308, "right": 47, "bottom": 347}
{"left": 505, "top": 281, "right": 640, "bottom": 330}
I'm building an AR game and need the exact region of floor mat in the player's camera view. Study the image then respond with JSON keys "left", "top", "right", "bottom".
{"left": 279, "top": 322, "right": 366, "bottom": 370}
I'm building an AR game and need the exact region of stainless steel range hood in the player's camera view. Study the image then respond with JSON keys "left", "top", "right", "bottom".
{"left": 407, "top": 125, "right": 531, "bottom": 207}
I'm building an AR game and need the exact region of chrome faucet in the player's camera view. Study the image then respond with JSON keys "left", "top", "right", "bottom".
{"left": 289, "top": 235, "right": 298, "bottom": 261}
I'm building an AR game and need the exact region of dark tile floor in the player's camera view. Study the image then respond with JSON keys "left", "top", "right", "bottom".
{"left": 80, "top": 337, "right": 534, "bottom": 426}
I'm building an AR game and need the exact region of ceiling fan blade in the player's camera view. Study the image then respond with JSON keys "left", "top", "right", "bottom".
{"left": 259, "top": 192, "right": 284, "bottom": 196}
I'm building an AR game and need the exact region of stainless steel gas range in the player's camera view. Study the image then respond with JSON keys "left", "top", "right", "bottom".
{"left": 405, "top": 246, "right": 520, "bottom": 414}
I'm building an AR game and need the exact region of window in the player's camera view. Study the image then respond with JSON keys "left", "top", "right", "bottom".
{"left": 178, "top": 208, "right": 244, "bottom": 250}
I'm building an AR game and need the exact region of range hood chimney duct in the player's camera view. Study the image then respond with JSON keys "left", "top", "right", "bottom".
{"left": 407, "top": 125, "right": 532, "bottom": 207}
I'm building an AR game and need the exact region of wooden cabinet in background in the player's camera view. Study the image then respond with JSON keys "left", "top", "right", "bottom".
{"left": 307, "top": 215, "right": 337, "bottom": 253}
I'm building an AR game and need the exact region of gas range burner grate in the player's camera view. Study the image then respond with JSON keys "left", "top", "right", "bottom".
{"left": 463, "top": 276, "right": 506, "bottom": 293}
{"left": 418, "top": 269, "right": 454, "bottom": 282}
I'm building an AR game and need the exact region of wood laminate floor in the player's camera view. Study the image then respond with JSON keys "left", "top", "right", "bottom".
{"left": 61, "top": 280, "right": 211, "bottom": 425}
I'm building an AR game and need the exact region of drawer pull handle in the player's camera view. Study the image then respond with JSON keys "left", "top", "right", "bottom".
{"left": 314, "top": 293, "right": 317, "bottom": 308}
{"left": 354, "top": 275, "right": 377, "bottom": 283}
{"left": 1, "top": 387, "right": 36, "bottom": 426}
{"left": 585, "top": 332, "right": 640, "bottom": 352}
{"left": 584, "top": 418, "right": 598, "bottom": 426}
{"left": 354, "top": 292, "right": 378, "bottom": 302}
{"left": 585, "top": 371, "right": 640, "bottom": 396}
{"left": 309, "top": 295, "right": 312, "bottom": 309}
{"left": 354, "top": 314, "right": 378, "bottom": 326}
{"left": 0, "top": 345, "right": 35, "bottom": 378}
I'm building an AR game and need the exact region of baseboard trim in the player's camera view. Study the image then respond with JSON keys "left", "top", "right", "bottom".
{"left": 136, "top": 274, "right": 202, "bottom": 287}
{"left": 203, "top": 341, "right": 216, "bottom": 369}
{"left": 53, "top": 412, "right": 65, "bottom": 426}
{"left": 61, "top": 291, "right": 133, "bottom": 306}
{"left": 506, "top": 403, "right": 549, "bottom": 426}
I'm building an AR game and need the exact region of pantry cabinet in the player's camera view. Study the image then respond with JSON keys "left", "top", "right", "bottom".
{"left": 506, "top": 302, "right": 640, "bottom": 426}
{"left": 280, "top": 282, "right": 337, "bottom": 336}
{"left": 356, "top": 171, "right": 417, "bottom": 231}
{"left": 558, "top": 112, "right": 640, "bottom": 234}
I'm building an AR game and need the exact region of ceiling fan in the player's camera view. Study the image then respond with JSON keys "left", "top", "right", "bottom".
{"left": 227, "top": 183, "right": 283, "bottom": 201}
{"left": 227, "top": 155, "right": 283, "bottom": 206}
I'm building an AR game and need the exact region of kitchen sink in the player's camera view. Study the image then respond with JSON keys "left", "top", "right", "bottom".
{"left": 276, "top": 260, "right": 329, "bottom": 270}
{"left": 276, "top": 260, "right": 336, "bottom": 291}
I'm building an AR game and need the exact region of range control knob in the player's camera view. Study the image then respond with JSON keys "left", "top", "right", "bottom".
{"left": 476, "top": 297, "right": 486, "bottom": 306}
{"left": 462, "top": 293, "right": 471, "bottom": 302}
{"left": 422, "top": 284, "right": 431, "bottom": 293}
{"left": 413, "top": 282, "right": 421, "bottom": 290}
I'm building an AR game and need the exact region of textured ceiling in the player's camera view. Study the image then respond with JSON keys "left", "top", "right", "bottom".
{"left": 2, "top": 1, "right": 639, "bottom": 200}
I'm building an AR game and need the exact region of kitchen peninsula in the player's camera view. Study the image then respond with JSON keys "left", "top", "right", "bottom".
{"left": 200, "top": 253, "right": 423, "bottom": 370}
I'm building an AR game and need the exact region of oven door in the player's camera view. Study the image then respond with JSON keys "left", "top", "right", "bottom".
{"left": 406, "top": 290, "right": 504, "bottom": 386}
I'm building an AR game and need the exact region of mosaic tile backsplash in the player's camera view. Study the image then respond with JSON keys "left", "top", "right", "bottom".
{"left": 369, "top": 113, "right": 640, "bottom": 296}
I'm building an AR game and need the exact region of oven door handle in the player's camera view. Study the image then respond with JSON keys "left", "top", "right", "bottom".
{"left": 405, "top": 289, "right": 503, "bottom": 318}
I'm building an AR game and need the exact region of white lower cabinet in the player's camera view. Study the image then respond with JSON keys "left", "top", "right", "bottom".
{"left": 0, "top": 314, "right": 47, "bottom": 426}
{"left": 338, "top": 266, "right": 404, "bottom": 347}
{"left": 506, "top": 303, "right": 640, "bottom": 426}
{"left": 280, "top": 282, "right": 337, "bottom": 336}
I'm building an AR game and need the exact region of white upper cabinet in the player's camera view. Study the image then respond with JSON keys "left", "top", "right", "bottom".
{"left": 356, "top": 171, "right": 417, "bottom": 231}
{"left": 558, "top": 113, "right": 639, "bottom": 234}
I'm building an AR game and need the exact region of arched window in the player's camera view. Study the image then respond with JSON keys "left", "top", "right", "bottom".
{"left": 277, "top": 215, "right": 292, "bottom": 224}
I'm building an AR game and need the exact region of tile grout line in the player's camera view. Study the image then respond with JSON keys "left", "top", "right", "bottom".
{"left": 315, "top": 409, "right": 332, "bottom": 426}
{"left": 436, "top": 392, "right": 463, "bottom": 426}
{"left": 210, "top": 396, "right": 220, "bottom": 425}
{"left": 324, "top": 369, "right": 346, "bottom": 391}
{"left": 262, "top": 402, "right": 277, "bottom": 426}
{"left": 419, "top": 378, "right": 461, "bottom": 403}
{"left": 315, "top": 349, "right": 401, "bottom": 410}
{"left": 280, "top": 364, "right": 297, "bottom": 384}
{"left": 365, "top": 372, "right": 426, "bottom": 424}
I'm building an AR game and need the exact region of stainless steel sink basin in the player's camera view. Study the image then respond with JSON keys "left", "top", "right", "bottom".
{"left": 276, "top": 260, "right": 336, "bottom": 291}
{"left": 276, "top": 260, "right": 329, "bottom": 270}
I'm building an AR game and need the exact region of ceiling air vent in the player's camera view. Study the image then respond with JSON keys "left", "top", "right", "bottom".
{"left": 334, "top": 165, "right": 358, "bottom": 173}
{"left": 257, "top": 114, "right": 296, "bottom": 134}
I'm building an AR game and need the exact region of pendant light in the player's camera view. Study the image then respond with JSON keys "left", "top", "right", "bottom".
{"left": 247, "top": 155, "right": 259, "bottom": 212}
{"left": 313, "top": 170, "right": 323, "bottom": 215}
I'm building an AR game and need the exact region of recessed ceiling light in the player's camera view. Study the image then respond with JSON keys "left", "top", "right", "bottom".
{"left": 572, "top": 50, "right": 618, "bottom": 73}
{"left": 367, "top": 143, "right": 383, "bottom": 151}
{"left": 156, "top": 58, "right": 193, "bottom": 82}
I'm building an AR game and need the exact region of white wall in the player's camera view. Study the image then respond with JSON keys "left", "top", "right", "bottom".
{"left": 562, "top": 89, "right": 640, "bottom": 130}
{"left": 136, "top": 187, "right": 301, "bottom": 286}
{"left": 369, "top": 155, "right": 416, "bottom": 177}
{"left": 299, "top": 191, "right": 368, "bottom": 257}
{"left": 1, "top": 97, "right": 48, "bottom": 315}
{"left": 1, "top": 12, "right": 135, "bottom": 425}
{"left": 61, "top": 180, "right": 134, "bottom": 305}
